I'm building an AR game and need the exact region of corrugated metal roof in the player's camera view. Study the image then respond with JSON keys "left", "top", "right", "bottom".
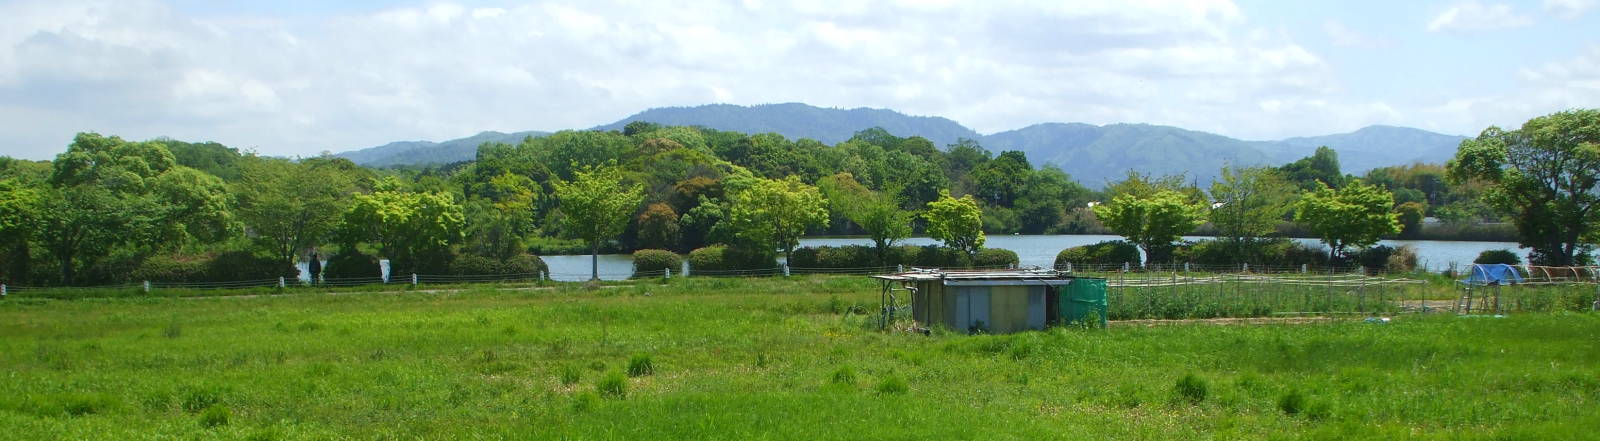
{"left": 871, "top": 267, "right": 1075, "bottom": 282}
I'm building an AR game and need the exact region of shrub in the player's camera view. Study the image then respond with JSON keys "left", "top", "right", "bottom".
{"left": 1259, "top": 239, "right": 1332, "bottom": 268}
{"left": 206, "top": 251, "right": 297, "bottom": 282}
{"left": 627, "top": 354, "right": 654, "bottom": 377}
{"left": 1055, "top": 241, "right": 1140, "bottom": 268}
{"left": 789, "top": 245, "right": 877, "bottom": 269}
{"left": 198, "top": 405, "right": 230, "bottom": 428}
{"left": 449, "top": 253, "right": 548, "bottom": 277}
{"left": 324, "top": 250, "right": 382, "bottom": 279}
{"left": 973, "top": 248, "right": 1019, "bottom": 268}
{"left": 875, "top": 375, "right": 908, "bottom": 394}
{"left": 631, "top": 249, "right": 681, "bottom": 277}
{"left": 687, "top": 244, "right": 776, "bottom": 273}
{"left": 1474, "top": 249, "right": 1523, "bottom": 265}
{"left": 596, "top": 371, "right": 627, "bottom": 399}
{"left": 896, "top": 245, "right": 971, "bottom": 268}
{"left": 130, "top": 255, "right": 208, "bottom": 282}
{"left": 1386, "top": 244, "right": 1419, "bottom": 272}
{"left": 1173, "top": 373, "right": 1208, "bottom": 404}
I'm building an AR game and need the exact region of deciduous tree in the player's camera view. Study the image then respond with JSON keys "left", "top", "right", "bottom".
{"left": 1294, "top": 182, "right": 1401, "bottom": 261}
{"left": 554, "top": 164, "right": 644, "bottom": 280}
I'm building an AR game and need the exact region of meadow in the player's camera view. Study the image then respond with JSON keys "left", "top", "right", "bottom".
{"left": 2, "top": 276, "right": 1598, "bottom": 440}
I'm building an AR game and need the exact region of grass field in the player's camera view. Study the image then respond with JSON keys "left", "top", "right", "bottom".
{"left": 2, "top": 276, "right": 1598, "bottom": 440}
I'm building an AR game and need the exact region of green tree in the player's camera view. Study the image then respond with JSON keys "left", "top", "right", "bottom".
{"left": 1279, "top": 146, "right": 1346, "bottom": 190}
{"left": 1395, "top": 201, "right": 1427, "bottom": 239}
{"left": 726, "top": 176, "right": 829, "bottom": 265}
{"left": 1093, "top": 190, "right": 1207, "bottom": 263}
{"left": 38, "top": 133, "right": 234, "bottom": 284}
{"left": 554, "top": 164, "right": 644, "bottom": 280}
{"left": 235, "top": 157, "right": 359, "bottom": 264}
{"left": 463, "top": 171, "right": 540, "bottom": 258}
{"left": 924, "top": 190, "right": 985, "bottom": 257}
{"left": 1208, "top": 166, "right": 1296, "bottom": 260}
{"left": 1448, "top": 109, "right": 1600, "bottom": 266}
{"left": 338, "top": 189, "right": 465, "bottom": 275}
{"left": 635, "top": 203, "right": 681, "bottom": 251}
{"left": 0, "top": 179, "right": 43, "bottom": 283}
{"left": 970, "top": 151, "right": 1031, "bottom": 206}
{"left": 1294, "top": 182, "right": 1401, "bottom": 261}
{"left": 819, "top": 173, "right": 913, "bottom": 266}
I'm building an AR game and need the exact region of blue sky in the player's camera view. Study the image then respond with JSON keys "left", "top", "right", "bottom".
{"left": 1, "top": 0, "right": 1596, "bottom": 159}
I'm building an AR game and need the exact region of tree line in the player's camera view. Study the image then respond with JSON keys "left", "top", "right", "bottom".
{"left": 0, "top": 109, "right": 1595, "bottom": 285}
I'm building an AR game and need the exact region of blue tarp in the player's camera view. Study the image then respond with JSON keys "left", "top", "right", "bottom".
{"left": 1460, "top": 264, "right": 1524, "bottom": 286}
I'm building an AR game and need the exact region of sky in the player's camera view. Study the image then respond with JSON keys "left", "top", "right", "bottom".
{"left": 0, "top": 0, "right": 1596, "bottom": 159}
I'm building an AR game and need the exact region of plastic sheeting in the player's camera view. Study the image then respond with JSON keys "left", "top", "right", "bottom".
{"left": 1460, "top": 263, "right": 1524, "bottom": 286}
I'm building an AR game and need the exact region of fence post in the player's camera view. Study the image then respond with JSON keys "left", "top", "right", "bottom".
{"left": 664, "top": 268, "right": 671, "bottom": 279}
{"left": 682, "top": 261, "right": 691, "bottom": 277}
{"left": 1242, "top": 263, "right": 1249, "bottom": 273}
{"left": 278, "top": 276, "right": 286, "bottom": 289}
{"left": 1066, "top": 262, "right": 1073, "bottom": 273}
{"left": 1, "top": 283, "right": 6, "bottom": 298}
{"left": 143, "top": 280, "right": 150, "bottom": 293}
{"left": 1183, "top": 262, "right": 1190, "bottom": 273}
{"left": 540, "top": 271, "right": 547, "bottom": 282}
{"left": 782, "top": 263, "right": 791, "bottom": 277}
{"left": 411, "top": 273, "right": 418, "bottom": 287}
{"left": 1122, "top": 262, "right": 1130, "bottom": 272}
{"left": 1301, "top": 264, "right": 1307, "bottom": 274}
{"left": 897, "top": 264, "right": 904, "bottom": 273}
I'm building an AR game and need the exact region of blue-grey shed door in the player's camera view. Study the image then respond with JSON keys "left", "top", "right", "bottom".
{"left": 1027, "top": 286, "right": 1046, "bottom": 329}
{"left": 954, "top": 287, "right": 991, "bottom": 332}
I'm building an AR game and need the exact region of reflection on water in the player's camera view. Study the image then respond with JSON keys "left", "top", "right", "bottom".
{"left": 293, "top": 236, "right": 1526, "bottom": 281}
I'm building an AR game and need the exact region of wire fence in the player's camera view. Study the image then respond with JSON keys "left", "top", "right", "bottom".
{"left": 3, "top": 262, "right": 1596, "bottom": 317}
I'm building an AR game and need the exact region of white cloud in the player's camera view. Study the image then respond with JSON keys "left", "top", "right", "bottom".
{"left": 1544, "top": 0, "right": 1596, "bottom": 18}
{"left": 1323, "top": 20, "right": 1384, "bottom": 48}
{"left": 1428, "top": 2, "right": 1534, "bottom": 32}
{"left": 0, "top": 0, "right": 1569, "bottom": 160}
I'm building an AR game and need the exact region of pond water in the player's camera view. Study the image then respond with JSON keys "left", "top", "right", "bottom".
{"left": 529, "top": 235, "right": 1525, "bottom": 282}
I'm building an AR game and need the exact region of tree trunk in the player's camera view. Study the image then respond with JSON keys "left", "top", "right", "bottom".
{"left": 59, "top": 253, "right": 74, "bottom": 286}
{"left": 590, "top": 240, "right": 600, "bottom": 281}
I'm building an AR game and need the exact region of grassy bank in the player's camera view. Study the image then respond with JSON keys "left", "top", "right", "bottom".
{"left": 2, "top": 276, "right": 1597, "bottom": 440}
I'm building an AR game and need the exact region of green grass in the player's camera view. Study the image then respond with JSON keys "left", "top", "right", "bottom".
{"left": 1, "top": 276, "right": 1598, "bottom": 440}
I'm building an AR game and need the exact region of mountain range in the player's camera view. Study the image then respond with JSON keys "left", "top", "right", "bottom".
{"left": 335, "top": 103, "right": 1468, "bottom": 185}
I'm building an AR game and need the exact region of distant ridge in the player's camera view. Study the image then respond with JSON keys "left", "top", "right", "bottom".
{"left": 333, "top": 103, "right": 1468, "bottom": 185}
{"left": 335, "top": 130, "right": 547, "bottom": 167}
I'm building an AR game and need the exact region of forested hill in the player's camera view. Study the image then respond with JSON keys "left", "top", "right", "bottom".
{"left": 593, "top": 103, "right": 981, "bottom": 146}
{"left": 336, "top": 130, "right": 548, "bottom": 167}
{"left": 333, "top": 103, "right": 1467, "bottom": 184}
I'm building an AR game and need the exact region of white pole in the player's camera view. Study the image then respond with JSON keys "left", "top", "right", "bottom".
{"left": 411, "top": 273, "right": 418, "bottom": 287}
{"left": 1066, "top": 262, "right": 1073, "bottom": 273}
{"left": 1301, "top": 264, "right": 1307, "bottom": 274}
{"left": 1, "top": 283, "right": 6, "bottom": 298}
{"left": 897, "top": 264, "right": 904, "bottom": 273}
{"left": 143, "top": 280, "right": 150, "bottom": 293}
{"left": 278, "top": 276, "right": 285, "bottom": 289}
{"left": 782, "top": 263, "right": 791, "bottom": 277}
{"left": 664, "top": 268, "right": 671, "bottom": 279}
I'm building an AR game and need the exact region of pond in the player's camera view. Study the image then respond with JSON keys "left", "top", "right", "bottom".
{"left": 529, "top": 235, "right": 1525, "bottom": 282}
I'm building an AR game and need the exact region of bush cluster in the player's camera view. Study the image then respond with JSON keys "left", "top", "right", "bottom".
{"left": 128, "top": 251, "right": 297, "bottom": 283}
{"left": 973, "top": 248, "right": 1019, "bottom": 268}
{"left": 1168, "top": 239, "right": 1332, "bottom": 268}
{"left": 631, "top": 249, "right": 681, "bottom": 277}
{"left": 324, "top": 250, "right": 383, "bottom": 279}
{"left": 686, "top": 245, "right": 776, "bottom": 273}
{"left": 448, "top": 253, "right": 548, "bottom": 276}
{"left": 1474, "top": 249, "right": 1523, "bottom": 265}
{"left": 1055, "top": 241, "right": 1140, "bottom": 267}
{"left": 785, "top": 244, "right": 1016, "bottom": 270}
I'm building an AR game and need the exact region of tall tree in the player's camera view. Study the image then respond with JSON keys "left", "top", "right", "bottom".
{"left": 553, "top": 164, "right": 644, "bottom": 280}
{"left": 1294, "top": 182, "right": 1401, "bottom": 261}
{"left": 235, "top": 157, "right": 359, "bottom": 264}
{"left": 1279, "top": 146, "right": 1346, "bottom": 190}
{"left": 338, "top": 189, "right": 465, "bottom": 275}
{"left": 924, "top": 190, "right": 985, "bottom": 257}
{"left": 1208, "top": 166, "right": 1296, "bottom": 259}
{"left": 0, "top": 179, "right": 42, "bottom": 283}
{"left": 726, "top": 176, "right": 829, "bottom": 265}
{"left": 819, "top": 173, "right": 914, "bottom": 266}
{"left": 37, "top": 133, "right": 232, "bottom": 284}
{"left": 1093, "top": 190, "right": 1207, "bottom": 263}
{"left": 1448, "top": 109, "right": 1600, "bottom": 266}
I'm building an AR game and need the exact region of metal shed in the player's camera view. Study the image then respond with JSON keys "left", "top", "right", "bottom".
{"left": 873, "top": 268, "right": 1106, "bottom": 333}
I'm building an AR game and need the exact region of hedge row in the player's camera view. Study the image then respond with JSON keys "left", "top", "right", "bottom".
{"left": 130, "top": 251, "right": 299, "bottom": 283}
{"left": 784, "top": 245, "right": 1017, "bottom": 270}
{"left": 632, "top": 249, "right": 682, "bottom": 276}
{"left": 686, "top": 245, "right": 778, "bottom": 273}
{"left": 320, "top": 251, "right": 549, "bottom": 280}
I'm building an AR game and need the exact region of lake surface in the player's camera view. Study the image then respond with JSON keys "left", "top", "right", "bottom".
{"left": 530, "top": 235, "right": 1525, "bottom": 282}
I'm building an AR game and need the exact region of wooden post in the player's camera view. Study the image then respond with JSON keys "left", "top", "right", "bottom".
{"left": 411, "top": 273, "right": 418, "bottom": 287}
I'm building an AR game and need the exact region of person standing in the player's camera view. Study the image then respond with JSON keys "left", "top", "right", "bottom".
{"left": 307, "top": 251, "right": 322, "bottom": 285}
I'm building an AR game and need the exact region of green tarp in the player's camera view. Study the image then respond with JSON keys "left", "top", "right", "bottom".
{"left": 1061, "top": 278, "right": 1107, "bottom": 328}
